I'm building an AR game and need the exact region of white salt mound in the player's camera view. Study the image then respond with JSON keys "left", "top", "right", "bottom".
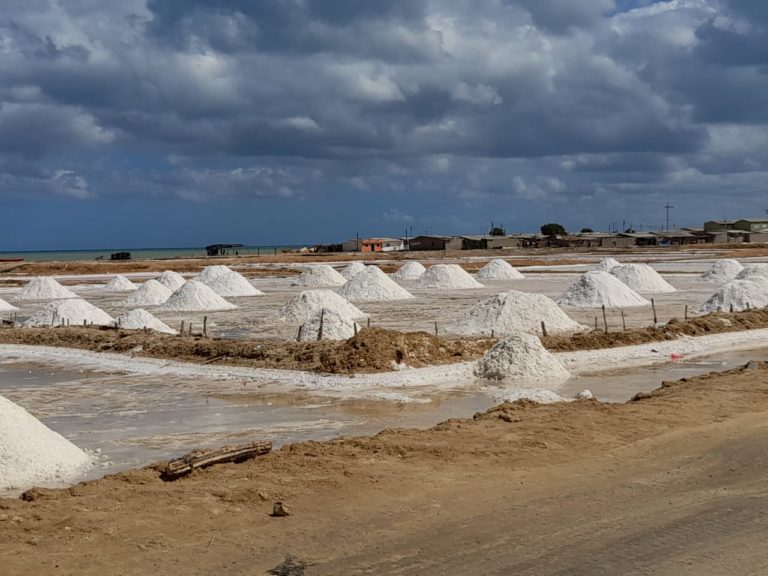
{"left": 291, "top": 265, "right": 347, "bottom": 287}
{"left": 698, "top": 279, "right": 768, "bottom": 313}
{"left": 123, "top": 279, "right": 172, "bottom": 307}
{"left": 340, "top": 262, "right": 367, "bottom": 280}
{"left": 484, "top": 387, "right": 565, "bottom": 405}
{"left": 16, "top": 277, "right": 77, "bottom": 301}
{"left": 559, "top": 271, "right": 650, "bottom": 308}
{"left": 298, "top": 309, "right": 360, "bottom": 341}
{"left": 0, "top": 297, "right": 18, "bottom": 312}
{"left": 158, "top": 280, "right": 237, "bottom": 312}
{"left": 279, "top": 290, "right": 366, "bottom": 323}
{"left": 576, "top": 390, "right": 594, "bottom": 400}
{"left": 735, "top": 264, "right": 768, "bottom": 282}
{"left": 611, "top": 263, "right": 676, "bottom": 293}
{"left": 156, "top": 270, "right": 186, "bottom": 292}
{"left": 413, "top": 264, "right": 484, "bottom": 290}
{"left": 474, "top": 333, "right": 571, "bottom": 382}
{"left": 195, "top": 265, "right": 263, "bottom": 297}
{"left": 116, "top": 309, "right": 177, "bottom": 335}
{"left": 0, "top": 394, "right": 92, "bottom": 491}
{"left": 392, "top": 261, "right": 427, "bottom": 280}
{"left": 595, "top": 258, "right": 620, "bottom": 272}
{"left": 700, "top": 259, "right": 744, "bottom": 283}
{"left": 24, "top": 298, "right": 115, "bottom": 327}
{"left": 339, "top": 266, "right": 414, "bottom": 302}
{"left": 103, "top": 275, "right": 137, "bottom": 292}
{"left": 450, "top": 290, "right": 585, "bottom": 337}
{"left": 475, "top": 259, "right": 525, "bottom": 280}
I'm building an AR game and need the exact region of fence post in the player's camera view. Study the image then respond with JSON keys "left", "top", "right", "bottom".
{"left": 540, "top": 321, "right": 548, "bottom": 337}
{"left": 651, "top": 298, "right": 658, "bottom": 324}
{"left": 601, "top": 305, "right": 609, "bottom": 334}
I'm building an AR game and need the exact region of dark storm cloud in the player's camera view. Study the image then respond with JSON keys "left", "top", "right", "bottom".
{"left": 0, "top": 0, "right": 767, "bottom": 220}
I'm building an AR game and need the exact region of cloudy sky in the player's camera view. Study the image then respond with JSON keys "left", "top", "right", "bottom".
{"left": 2, "top": 0, "right": 768, "bottom": 249}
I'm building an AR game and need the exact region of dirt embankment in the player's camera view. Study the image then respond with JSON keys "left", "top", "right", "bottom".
{"left": 0, "top": 326, "right": 494, "bottom": 374}
{"left": 541, "top": 308, "right": 768, "bottom": 352}
{"left": 3, "top": 362, "right": 768, "bottom": 575}
{"left": 1, "top": 310, "right": 767, "bottom": 372}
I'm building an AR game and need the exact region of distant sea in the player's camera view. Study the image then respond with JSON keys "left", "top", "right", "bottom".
{"left": 0, "top": 246, "right": 304, "bottom": 262}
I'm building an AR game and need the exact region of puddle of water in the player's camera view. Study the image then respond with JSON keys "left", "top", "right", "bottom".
{"left": 1, "top": 345, "right": 767, "bottom": 488}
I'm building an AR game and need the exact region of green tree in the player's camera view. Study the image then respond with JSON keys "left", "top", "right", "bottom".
{"left": 489, "top": 226, "right": 506, "bottom": 236}
{"left": 541, "top": 223, "right": 567, "bottom": 236}
{"left": 580, "top": 227, "right": 594, "bottom": 233}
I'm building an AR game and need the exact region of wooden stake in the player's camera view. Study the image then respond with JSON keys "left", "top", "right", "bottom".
{"left": 180, "top": 320, "right": 185, "bottom": 335}
{"left": 189, "top": 323, "right": 193, "bottom": 336}
{"left": 730, "top": 303, "right": 734, "bottom": 313}
{"left": 601, "top": 305, "right": 608, "bottom": 333}
{"left": 540, "top": 321, "right": 548, "bottom": 337}
{"left": 491, "top": 329, "right": 495, "bottom": 339}
{"left": 651, "top": 298, "right": 658, "bottom": 324}
{"left": 317, "top": 309, "right": 325, "bottom": 341}
{"left": 594, "top": 316, "right": 598, "bottom": 330}
{"left": 684, "top": 305, "right": 688, "bottom": 321}
{"left": 203, "top": 316, "right": 208, "bottom": 338}
{"left": 434, "top": 321, "right": 438, "bottom": 336}
{"left": 621, "top": 310, "right": 626, "bottom": 331}
{"left": 367, "top": 317, "right": 371, "bottom": 328}
{"left": 297, "top": 325, "right": 303, "bottom": 342}
{"left": 353, "top": 323, "right": 358, "bottom": 336}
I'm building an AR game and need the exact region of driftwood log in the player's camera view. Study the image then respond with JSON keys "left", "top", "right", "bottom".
{"left": 162, "top": 441, "right": 272, "bottom": 481}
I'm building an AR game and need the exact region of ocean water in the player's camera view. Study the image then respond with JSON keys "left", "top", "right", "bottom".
{"left": 0, "top": 246, "right": 303, "bottom": 262}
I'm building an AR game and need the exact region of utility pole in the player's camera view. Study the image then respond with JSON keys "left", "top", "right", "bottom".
{"left": 664, "top": 203, "right": 674, "bottom": 231}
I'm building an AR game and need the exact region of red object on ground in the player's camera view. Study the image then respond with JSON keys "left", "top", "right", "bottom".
{"left": 671, "top": 353, "right": 684, "bottom": 360}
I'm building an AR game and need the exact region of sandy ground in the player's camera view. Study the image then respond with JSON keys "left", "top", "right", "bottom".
{"left": 1, "top": 362, "right": 768, "bottom": 575}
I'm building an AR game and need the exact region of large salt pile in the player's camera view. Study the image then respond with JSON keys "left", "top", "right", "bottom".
{"left": 103, "top": 275, "right": 138, "bottom": 292}
{"left": 122, "top": 279, "right": 172, "bottom": 307}
{"left": 196, "top": 265, "right": 263, "bottom": 297}
{"left": 413, "top": 264, "right": 484, "bottom": 290}
{"left": 700, "top": 259, "right": 744, "bottom": 283}
{"left": 559, "top": 271, "right": 650, "bottom": 308}
{"left": 698, "top": 280, "right": 768, "bottom": 313}
{"left": 158, "top": 280, "right": 237, "bottom": 311}
{"left": 595, "top": 257, "right": 620, "bottom": 272}
{"left": 16, "top": 277, "right": 77, "bottom": 301}
{"left": 291, "top": 265, "right": 347, "bottom": 287}
{"left": 116, "top": 309, "right": 177, "bottom": 335}
{"left": 339, "top": 266, "right": 414, "bottom": 302}
{"left": 298, "top": 309, "right": 360, "bottom": 341}
{"left": 611, "top": 263, "right": 676, "bottom": 293}
{"left": 474, "top": 333, "right": 571, "bottom": 382}
{"left": 735, "top": 264, "right": 768, "bottom": 283}
{"left": 156, "top": 270, "right": 186, "bottom": 292}
{"left": 475, "top": 259, "right": 525, "bottom": 280}
{"left": 279, "top": 290, "right": 366, "bottom": 323}
{"left": 340, "top": 262, "right": 367, "bottom": 280}
{"left": 0, "top": 394, "right": 92, "bottom": 491}
{"left": 0, "top": 297, "right": 18, "bottom": 312}
{"left": 450, "top": 290, "right": 584, "bottom": 337}
{"left": 391, "top": 261, "right": 427, "bottom": 280}
{"left": 24, "top": 299, "right": 115, "bottom": 327}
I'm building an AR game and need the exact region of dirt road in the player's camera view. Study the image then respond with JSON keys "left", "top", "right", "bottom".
{"left": 3, "top": 363, "right": 768, "bottom": 575}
